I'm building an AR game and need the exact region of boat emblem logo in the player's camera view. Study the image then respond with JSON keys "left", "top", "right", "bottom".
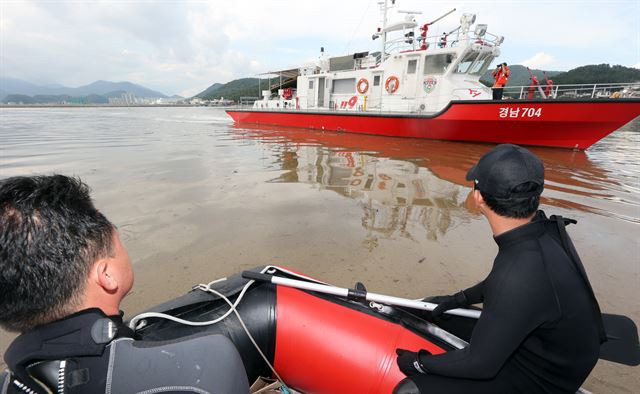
{"left": 468, "top": 89, "right": 482, "bottom": 98}
{"left": 423, "top": 77, "right": 437, "bottom": 93}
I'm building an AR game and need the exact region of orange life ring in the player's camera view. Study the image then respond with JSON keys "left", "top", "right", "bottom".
{"left": 385, "top": 76, "right": 399, "bottom": 94}
{"left": 357, "top": 78, "right": 369, "bottom": 94}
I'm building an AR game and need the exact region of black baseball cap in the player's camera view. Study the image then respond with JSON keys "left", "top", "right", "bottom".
{"left": 466, "top": 144, "right": 544, "bottom": 199}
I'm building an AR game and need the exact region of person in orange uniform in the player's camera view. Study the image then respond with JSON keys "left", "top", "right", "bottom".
{"left": 492, "top": 62, "right": 510, "bottom": 100}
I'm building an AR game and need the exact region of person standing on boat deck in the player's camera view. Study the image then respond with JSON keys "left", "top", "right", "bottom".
{"left": 492, "top": 62, "right": 510, "bottom": 100}
{"left": 0, "top": 175, "right": 250, "bottom": 394}
{"left": 438, "top": 32, "right": 448, "bottom": 48}
{"left": 394, "top": 144, "right": 605, "bottom": 394}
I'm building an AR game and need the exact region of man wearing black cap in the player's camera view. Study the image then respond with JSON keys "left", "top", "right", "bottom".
{"left": 394, "top": 144, "right": 605, "bottom": 393}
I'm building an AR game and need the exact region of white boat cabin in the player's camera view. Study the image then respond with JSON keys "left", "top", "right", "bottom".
{"left": 254, "top": 4, "right": 504, "bottom": 114}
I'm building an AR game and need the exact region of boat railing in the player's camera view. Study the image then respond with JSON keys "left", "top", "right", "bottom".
{"left": 383, "top": 32, "right": 502, "bottom": 57}
{"left": 502, "top": 82, "right": 640, "bottom": 100}
{"left": 239, "top": 96, "right": 259, "bottom": 107}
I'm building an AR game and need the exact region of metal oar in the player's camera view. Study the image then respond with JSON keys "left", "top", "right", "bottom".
{"left": 241, "top": 271, "right": 481, "bottom": 319}
{"left": 241, "top": 271, "right": 640, "bottom": 366}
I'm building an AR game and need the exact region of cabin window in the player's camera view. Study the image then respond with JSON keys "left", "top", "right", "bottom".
{"left": 373, "top": 75, "right": 381, "bottom": 86}
{"left": 309, "top": 80, "right": 314, "bottom": 89}
{"left": 454, "top": 52, "right": 479, "bottom": 74}
{"left": 333, "top": 78, "right": 356, "bottom": 94}
{"left": 424, "top": 54, "right": 455, "bottom": 75}
{"left": 407, "top": 59, "right": 417, "bottom": 74}
{"left": 468, "top": 53, "right": 494, "bottom": 75}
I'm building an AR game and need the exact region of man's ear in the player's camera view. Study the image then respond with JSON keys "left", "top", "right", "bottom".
{"left": 473, "top": 189, "right": 485, "bottom": 207}
{"left": 94, "top": 259, "right": 118, "bottom": 294}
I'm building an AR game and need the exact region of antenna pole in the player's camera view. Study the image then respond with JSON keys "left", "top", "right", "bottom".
{"left": 427, "top": 8, "right": 456, "bottom": 25}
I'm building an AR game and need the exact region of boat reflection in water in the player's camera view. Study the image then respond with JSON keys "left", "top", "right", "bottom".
{"left": 232, "top": 124, "right": 629, "bottom": 243}
{"left": 279, "top": 145, "right": 465, "bottom": 244}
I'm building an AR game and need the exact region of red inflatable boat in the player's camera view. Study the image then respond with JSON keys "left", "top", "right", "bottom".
{"left": 133, "top": 266, "right": 473, "bottom": 393}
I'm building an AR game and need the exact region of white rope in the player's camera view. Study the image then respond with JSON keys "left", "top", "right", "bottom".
{"left": 127, "top": 277, "right": 253, "bottom": 330}
{"left": 200, "top": 283, "right": 288, "bottom": 389}
{"left": 126, "top": 265, "right": 310, "bottom": 391}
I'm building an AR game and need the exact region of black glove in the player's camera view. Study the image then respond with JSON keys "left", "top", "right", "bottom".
{"left": 423, "top": 290, "right": 469, "bottom": 319}
{"left": 396, "top": 348, "right": 431, "bottom": 376}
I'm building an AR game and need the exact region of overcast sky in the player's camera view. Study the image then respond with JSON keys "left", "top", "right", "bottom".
{"left": 2, "top": 0, "right": 638, "bottom": 97}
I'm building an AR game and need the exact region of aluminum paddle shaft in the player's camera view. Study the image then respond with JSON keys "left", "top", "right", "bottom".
{"left": 242, "top": 271, "right": 481, "bottom": 319}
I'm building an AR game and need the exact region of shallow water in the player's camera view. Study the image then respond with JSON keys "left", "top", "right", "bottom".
{"left": 1, "top": 107, "right": 638, "bottom": 392}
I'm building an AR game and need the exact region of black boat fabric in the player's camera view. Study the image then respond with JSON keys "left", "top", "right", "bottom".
{"left": 135, "top": 275, "right": 278, "bottom": 384}
{"left": 3, "top": 308, "right": 249, "bottom": 394}
{"left": 409, "top": 211, "right": 601, "bottom": 393}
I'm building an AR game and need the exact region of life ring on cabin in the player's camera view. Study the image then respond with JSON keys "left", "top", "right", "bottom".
{"left": 357, "top": 78, "right": 369, "bottom": 94}
{"left": 385, "top": 76, "right": 399, "bottom": 94}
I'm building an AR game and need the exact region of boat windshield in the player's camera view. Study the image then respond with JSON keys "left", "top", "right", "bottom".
{"left": 468, "top": 53, "right": 494, "bottom": 75}
{"left": 454, "top": 51, "right": 495, "bottom": 75}
{"left": 454, "top": 51, "right": 478, "bottom": 74}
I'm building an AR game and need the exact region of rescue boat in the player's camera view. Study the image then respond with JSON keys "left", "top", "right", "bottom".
{"left": 226, "top": 2, "right": 640, "bottom": 150}
{"left": 132, "top": 266, "right": 474, "bottom": 394}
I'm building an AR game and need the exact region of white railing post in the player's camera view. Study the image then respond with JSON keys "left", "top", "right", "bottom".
{"left": 591, "top": 84, "right": 597, "bottom": 98}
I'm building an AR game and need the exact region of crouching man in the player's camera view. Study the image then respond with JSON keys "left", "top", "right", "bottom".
{"left": 0, "top": 175, "right": 249, "bottom": 394}
{"left": 395, "top": 144, "right": 605, "bottom": 394}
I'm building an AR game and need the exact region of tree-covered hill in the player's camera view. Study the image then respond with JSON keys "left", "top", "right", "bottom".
{"left": 196, "top": 82, "right": 224, "bottom": 98}
{"left": 550, "top": 64, "right": 640, "bottom": 84}
{"left": 481, "top": 64, "right": 639, "bottom": 86}
{"left": 196, "top": 78, "right": 262, "bottom": 101}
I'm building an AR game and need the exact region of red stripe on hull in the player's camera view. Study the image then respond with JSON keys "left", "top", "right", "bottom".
{"left": 274, "top": 286, "right": 445, "bottom": 394}
{"left": 227, "top": 100, "right": 640, "bottom": 149}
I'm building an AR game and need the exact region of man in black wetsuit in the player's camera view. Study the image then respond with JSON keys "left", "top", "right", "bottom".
{"left": 0, "top": 175, "right": 249, "bottom": 393}
{"left": 395, "top": 144, "right": 606, "bottom": 394}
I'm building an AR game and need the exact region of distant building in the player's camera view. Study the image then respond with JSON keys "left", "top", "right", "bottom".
{"left": 108, "top": 92, "right": 154, "bottom": 105}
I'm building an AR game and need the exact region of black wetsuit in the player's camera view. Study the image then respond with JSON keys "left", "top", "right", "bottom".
{"left": 1, "top": 309, "right": 249, "bottom": 394}
{"left": 404, "top": 211, "right": 603, "bottom": 394}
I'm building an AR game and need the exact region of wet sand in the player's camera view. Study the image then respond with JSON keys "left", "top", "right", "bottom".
{"left": 1, "top": 107, "right": 638, "bottom": 392}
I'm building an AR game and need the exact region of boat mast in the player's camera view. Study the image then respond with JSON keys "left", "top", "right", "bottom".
{"left": 380, "top": 0, "right": 394, "bottom": 59}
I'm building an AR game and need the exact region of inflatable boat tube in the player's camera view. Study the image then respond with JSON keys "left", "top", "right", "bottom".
{"left": 133, "top": 266, "right": 474, "bottom": 393}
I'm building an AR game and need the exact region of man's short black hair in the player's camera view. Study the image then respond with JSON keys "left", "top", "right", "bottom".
{"left": 480, "top": 181, "right": 540, "bottom": 218}
{"left": 0, "top": 175, "right": 114, "bottom": 332}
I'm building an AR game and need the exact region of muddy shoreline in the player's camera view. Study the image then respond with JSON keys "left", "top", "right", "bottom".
{"left": 1, "top": 108, "right": 638, "bottom": 392}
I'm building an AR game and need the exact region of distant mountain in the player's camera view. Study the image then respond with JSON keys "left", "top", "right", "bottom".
{"left": 196, "top": 78, "right": 260, "bottom": 101}
{"left": 73, "top": 80, "right": 167, "bottom": 98}
{"left": 0, "top": 78, "right": 47, "bottom": 97}
{"left": 550, "top": 64, "right": 640, "bottom": 84}
{"left": 0, "top": 77, "right": 168, "bottom": 99}
{"left": 481, "top": 65, "right": 561, "bottom": 87}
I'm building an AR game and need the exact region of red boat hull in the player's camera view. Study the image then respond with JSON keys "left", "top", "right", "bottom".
{"left": 274, "top": 285, "right": 446, "bottom": 394}
{"left": 226, "top": 99, "right": 640, "bottom": 149}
